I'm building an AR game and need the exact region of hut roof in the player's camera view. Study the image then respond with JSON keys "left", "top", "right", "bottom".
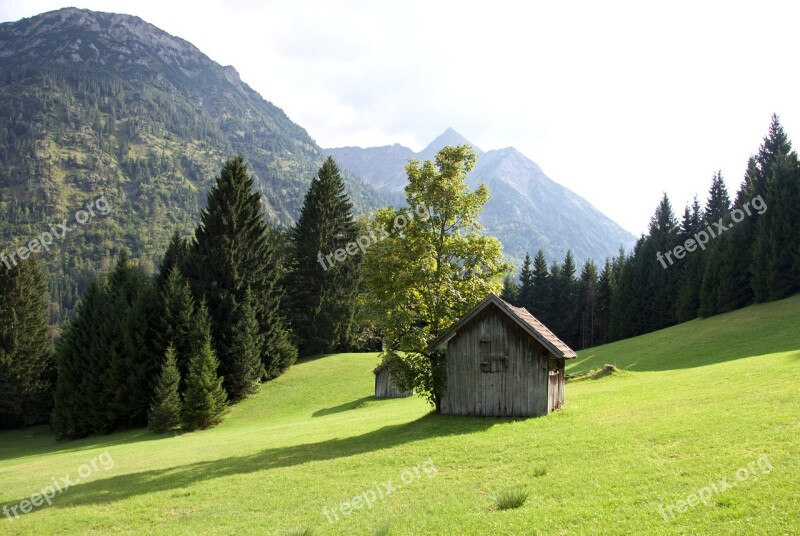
{"left": 427, "top": 293, "right": 577, "bottom": 359}
{"left": 373, "top": 352, "right": 402, "bottom": 374}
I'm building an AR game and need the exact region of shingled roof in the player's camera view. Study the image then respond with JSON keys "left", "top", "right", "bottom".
{"left": 427, "top": 293, "right": 577, "bottom": 359}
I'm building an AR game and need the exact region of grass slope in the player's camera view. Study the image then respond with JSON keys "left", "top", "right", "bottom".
{"left": 1, "top": 296, "right": 799, "bottom": 535}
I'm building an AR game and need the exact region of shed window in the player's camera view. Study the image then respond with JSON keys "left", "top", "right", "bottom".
{"left": 480, "top": 357, "right": 507, "bottom": 373}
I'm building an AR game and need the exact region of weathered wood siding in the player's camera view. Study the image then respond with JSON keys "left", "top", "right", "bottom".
{"left": 440, "top": 306, "right": 559, "bottom": 417}
{"left": 374, "top": 369, "right": 412, "bottom": 399}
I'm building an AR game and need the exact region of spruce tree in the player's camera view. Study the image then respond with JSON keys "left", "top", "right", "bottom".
{"left": 554, "top": 251, "right": 579, "bottom": 346}
{"left": 184, "top": 156, "right": 296, "bottom": 391}
{"left": 500, "top": 275, "right": 520, "bottom": 305}
{"left": 182, "top": 337, "right": 228, "bottom": 431}
{"left": 160, "top": 268, "right": 198, "bottom": 390}
{"left": 53, "top": 252, "right": 156, "bottom": 437}
{"left": 54, "top": 279, "right": 108, "bottom": 438}
{"left": 751, "top": 115, "right": 793, "bottom": 301}
{"left": 224, "top": 288, "right": 264, "bottom": 401}
{"left": 708, "top": 158, "right": 760, "bottom": 312}
{"left": 675, "top": 198, "right": 704, "bottom": 322}
{"left": 577, "top": 260, "right": 598, "bottom": 349}
{"left": 595, "top": 258, "right": 615, "bottom": 345}
{"left": 148, "top": 345, "right": 182, "bottom": 433}
{"left": 122, "top": 282, "right": 164, "bottom": 427}
{"left": 285, "top": 157, "right": 361, "bottom": 356}
{"left": 529, "top": 250, "right": 551, "bottom": 322}
{"left": 156, "top": 229, "right": 189, "bottom": 291}
{"left": 517, "top": 253, "right": 534, "bottom": 311}
{"left": 644, "top": 194, "right": 680, "bottom": 330}
{"left": 704, "top": 171, "right": 731, "bottom": 223}
{"left": 0, "top": 257, "right": 54, "bottom": 428}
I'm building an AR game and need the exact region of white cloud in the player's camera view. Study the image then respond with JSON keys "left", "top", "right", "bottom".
{"left": 1, "top": 0, "right": 798, "bottom": 235}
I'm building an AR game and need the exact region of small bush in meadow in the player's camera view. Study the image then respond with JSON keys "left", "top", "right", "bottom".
{"left": 284, "top": 527, "right": 315, "bottom": 536}
{"left": 492, "top": 487, "right": 529, "bottom": 511}
{"left": 373, "top": 523, "right": 391, "bottom": 536}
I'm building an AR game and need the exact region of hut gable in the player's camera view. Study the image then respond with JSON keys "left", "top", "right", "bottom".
{"left": 429, "top": 294, "right": 576, "bottom": 417}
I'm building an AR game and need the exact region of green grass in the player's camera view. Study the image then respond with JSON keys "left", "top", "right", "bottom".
{"left": 1, "top": 295, "right": 799, "bottom": 534}
{"left": 491, "top": 487, "right": 529, "bottom": 511}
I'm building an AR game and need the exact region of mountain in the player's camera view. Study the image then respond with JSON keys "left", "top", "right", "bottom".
{"left": 0, "top": 8, "right": 387, "bottom": 320}
{"left": 327, "top": 130, "right": 636, "bottom": 266}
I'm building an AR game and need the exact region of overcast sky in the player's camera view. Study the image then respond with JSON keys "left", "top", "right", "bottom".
{"left": 2, "top": 0, "right": 798, "bottom": 234}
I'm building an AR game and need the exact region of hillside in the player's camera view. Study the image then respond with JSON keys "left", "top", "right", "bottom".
{"left": 1, "top": 295, "right": 798, "bottom": 534}
{"left": 327, "top": 128, "right": 636, "bottom": 265}
{"left": 0, "top": 8, "right": 387, "bottom": 319}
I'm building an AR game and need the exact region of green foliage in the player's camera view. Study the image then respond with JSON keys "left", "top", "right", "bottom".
{"left": 156, "top": 230, "right": 190, "bottom": 291}
{"left": 0, "top": 256, "right": 54, "bottom": 428}
{"left": 491, "top": 487, "right": 529, "bottom": 511}
{"left": 182, "top": 337, "right": 228, "bottom": 431}
{"left": 286, "top": 156, "right": 362, "bottom": 356}
{"left": 500, "top": 275, "right": 519, "bottom": 305}
{"left": 53, "top": 252, "right": 157, "bottom": 438}
{"left": 529, "top": 250, "right": 551, "bottom": 322}
{"left": 0, "top": 10, "right": 388, "bottom": 324}
{"left": 363, "top": 145, "right": 512, "bottom": 410}
{"left": 184, "top": 156, "right": 296, "bottom": 395}
{"left": 517, "top": 252, "right": 534, "bottom": 310}
{"left": 225, "top": 289, "right": 265, "bottom": 401}
{"left": 160, "top": 268, "right": 200, "bottom": 391}
{"left": 148, "top": 345, "right": 182, "bottom": 433}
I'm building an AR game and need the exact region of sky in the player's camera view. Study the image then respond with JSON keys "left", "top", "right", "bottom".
{"left": 1, "top": 0, "right": 799, "bottom": 235}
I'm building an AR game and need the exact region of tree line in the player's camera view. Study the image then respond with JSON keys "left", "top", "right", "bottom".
{"left": 1, "top": 155, "right": 366, "bottom": 435}
{"left": 2, "top": 116, "right": 797, "bottom": 431}
{"left": 502, "top": 115, "right": 800, "bottom": 348}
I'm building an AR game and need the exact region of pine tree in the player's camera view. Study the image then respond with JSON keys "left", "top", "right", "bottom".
{"left": 577, "top": 260, "right": 598, "bottom": 349}
{"left": 53, "top": 252, "right": 156, "bottom": 437}
{"left": 122, "top": 282, "right": 163, "bottom": 427}
{"left": 595, "top": 258, "right": 615, "bottom": 345}
{"left": 105, "top": 252, "right": 152, "bottom": 430}
{"left": 704, "top": 171, "right": 731, "bottom": 224}
{"left": 555, "top": 251, "right": 579, "bottom": 346}
{"left": 751, "top": 115, "right": 793, "bottom": 301}
{"left": 224, "top": 288, "right": 264, "bottom": 401}
{"left": 184, "top": 156, "right": 296, "bottom": 391}
{"left": 53, "top": 279, "right": 108, "bottom": 438}
{"left": 517, "top": 253, "right": 534, "bottom": 311}
{"left": 645, "top": 194, "right": 679, "bottom": 330}
{"left": 708, "top": 158, "right": 760, "bottom": 313}
{"left": 0, "top": 257, "right": 54, "bottom": 428}
{"left": 160, "top": 268, "right": 198, "bottom": 390}
{"left": 675, "top": 197, "right": 704, "bottom": 322}
{"left": 285, "top": 157, "right": 361, "bottom": 356}
{"left": 148, "top": 345, "right": 182, "bottom": 433}
{"left": 500, "top": 275, "right": 520, "bottom": 305}
{"left": 529, "top": 250, "right": 551, "bottom": 322}
{"left": 182, "top": 337, "right": 228, "bottom": 431}
{"left": 156, "top": 229, "right": 189, "bottom": 290}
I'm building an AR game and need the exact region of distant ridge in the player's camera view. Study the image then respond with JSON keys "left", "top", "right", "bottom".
{"left": 327, "top": 130, "right": 635, "bottom": 265}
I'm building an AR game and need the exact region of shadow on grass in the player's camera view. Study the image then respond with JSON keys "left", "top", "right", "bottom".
{"left": 10, "top": 413, "right": 498, "bottom": 511}
{"left": 312, "top": 396, "right": 376, "bottom": 417}
{"left": 0, "top": 426, "right": 179, "bottom": 464}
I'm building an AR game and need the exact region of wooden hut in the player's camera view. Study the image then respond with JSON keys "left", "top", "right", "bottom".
{"left": 427, "top": 293, "right": 576, "bottom": 417}
{"left": 374, "top": 353, "right": 412, "bottom": 399}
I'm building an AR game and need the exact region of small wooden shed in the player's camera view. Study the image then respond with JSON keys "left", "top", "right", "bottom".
{"left": 428, "top": 293, "right": 576, "bottom": 417}
{"left": 374, "top": 353, "right": 412, "bottom": 399}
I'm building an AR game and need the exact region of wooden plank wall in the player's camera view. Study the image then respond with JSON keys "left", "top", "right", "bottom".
{"left": 441, "top": 306, "right": 552, "bottom": 417}
{"left": 374, "top": 369, "right": 412, "bottom": 399}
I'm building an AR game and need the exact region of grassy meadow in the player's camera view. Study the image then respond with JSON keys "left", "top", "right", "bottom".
{"left": 1, "top": 295, "right": 799, "bottom": 535}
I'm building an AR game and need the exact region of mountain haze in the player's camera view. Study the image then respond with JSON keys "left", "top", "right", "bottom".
{"left": 327, "top": 130, "right": 635, "bottom": 265}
